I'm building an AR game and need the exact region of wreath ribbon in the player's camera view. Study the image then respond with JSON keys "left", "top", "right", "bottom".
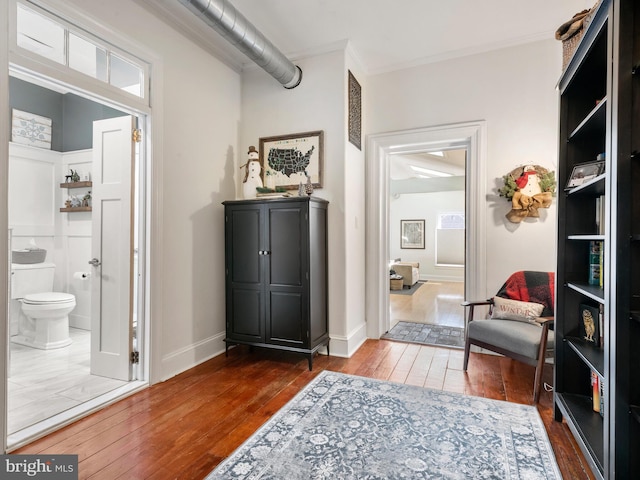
{"left": 506, "top": 191, "right": 553, "bottom": 223}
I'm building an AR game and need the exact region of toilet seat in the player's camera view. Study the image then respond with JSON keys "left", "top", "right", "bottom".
{"left": 23, "top": 292, "right": 75, "bottom": 305}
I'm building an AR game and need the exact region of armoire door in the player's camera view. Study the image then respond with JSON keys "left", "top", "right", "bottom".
{"left": 225, "top": 204, "right": 264, "bottom": 343}
{"left": 265, "top": 203, "right": 307, "bottom": 348}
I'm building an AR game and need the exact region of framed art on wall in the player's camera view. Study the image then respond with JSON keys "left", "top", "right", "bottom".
{"left": 348, "top": 70, "right": 362, "bottom": 150}
{"left": 260, "top": 130, "right": 324, "bottom": 190}
{"left": 401, "top": 219, "right": 425, "bottom": 249}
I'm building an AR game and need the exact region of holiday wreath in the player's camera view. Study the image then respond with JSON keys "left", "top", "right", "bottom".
{"left": 498, "top": 165, "right": 556, "bottom": 223}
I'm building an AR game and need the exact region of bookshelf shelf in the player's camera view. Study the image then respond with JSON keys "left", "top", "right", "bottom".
{"left": 567, "top": 282, "right": 605, "bottom": 303}
{"left": 565, "top": 174, "right": 606, "bottom": 197}
{"left": 569, "top": 98, "right": 607, "bottom": 140}
{"left": 567, "top": 337, "right": 605, "bottom": 377}
{"left": 555, "top": 393, "right": 604, "bottom": 475}
{"left": 568, "top": 235, "right": 605, "bottom": 241}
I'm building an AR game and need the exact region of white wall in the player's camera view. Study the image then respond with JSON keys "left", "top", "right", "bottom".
{"left": 368, "top": 40, "right": 560, "bottom": 296}
{"left": 8, "top": 144, "right": 92, "bottom": 331}
{"left": 241, "top": 48, "right": 367, "bottom": 356}
{"left": 390, "top": 191, "right": 465, "bottom": 282}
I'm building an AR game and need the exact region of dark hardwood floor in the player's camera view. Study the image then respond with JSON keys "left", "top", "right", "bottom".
{"left": 16, "top": 340, "right": 595, "bottom": 479}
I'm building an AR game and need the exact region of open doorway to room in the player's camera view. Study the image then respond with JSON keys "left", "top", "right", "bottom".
{"left": 365, "top": 122, "right": 487, "bottom": 343}
{"left": 2, "top": 0, "right": 154, "bottom": 451}
{"left": 385, "top": 149, "right": 466, "bottom": 349}
{"left": 6, "top": 72, "right": 148, "bottom": 450}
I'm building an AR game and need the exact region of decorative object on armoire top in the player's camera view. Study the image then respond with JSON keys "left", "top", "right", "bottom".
{"left": 240, "top": 145, "right": 263, "bottom": 199}
{"left": 260, "top": 130, "right": 324, "bottom": 190}
{"left": 498, "top": 165, "right": 556, "bottom": 223}
{"left": 304, "top": 171, "right": 314, "bottom": 195}
{"left": 298, "top": 181, "right": 305, "bottom": 197}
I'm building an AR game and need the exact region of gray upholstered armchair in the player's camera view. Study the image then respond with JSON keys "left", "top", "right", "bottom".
{"left": 390, "top": 262, "right": 420, "bottom": 287}
{"left": 462, "top": 271, "right": 555, "bottom": 403}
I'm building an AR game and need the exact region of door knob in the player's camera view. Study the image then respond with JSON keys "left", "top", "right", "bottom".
{"left": 88, "top": 258, "right": 101, "bottom": 266}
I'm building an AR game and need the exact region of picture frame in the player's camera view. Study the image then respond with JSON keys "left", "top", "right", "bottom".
{"left": 565, "top": 161, "right": 605, "bottom": 190}
{"left": 348, "top": 71, "right": 362, "bottom": 150}
{"left": 260, "top": 130, "right": 324, "bottom": 190}
{"left": 401, "top": 219, "right": 425, "bottom": 249}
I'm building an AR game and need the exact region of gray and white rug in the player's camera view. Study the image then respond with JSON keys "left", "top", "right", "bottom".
{"left": 207, "top": 371, "right": 561, "bottom": 479}
{"left": 382, "top": 321, "right": 465, "bottom": 349}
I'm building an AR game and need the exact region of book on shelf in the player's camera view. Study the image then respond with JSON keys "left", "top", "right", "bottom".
{"left": 598, "top": 304, "right": 604, "bottom": 346}
{"left": 579, "top": 303, "right": 601, "bottom": 348}
{"left": 591, "top": 370, "right": 600, "bottom": 413}
{"left": 589, "top": 240, "right": 603, "bottom": 286}
{"left": 599, "top": 375, "right": 605, "bottom": 418}
{"left": 595, "top": 195, "right": 606, "bottom": 235}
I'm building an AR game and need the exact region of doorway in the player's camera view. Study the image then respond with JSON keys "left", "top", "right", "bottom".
{"left": 386, "top": 149, "right": 466, "bottom": 348}
{"left": 365, "top": 122, "right": 488, "bottom": 340}
{"left": 6, "top": 73, "right": 147, "bottom": 449}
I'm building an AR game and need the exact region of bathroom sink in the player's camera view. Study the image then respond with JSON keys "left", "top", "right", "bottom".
{"left": 12, "top": 249, "right": 46, "bottom": 264}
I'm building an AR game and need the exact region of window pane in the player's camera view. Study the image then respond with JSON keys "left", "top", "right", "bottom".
{"left": 110, "top": 54, "right": 143, "bottom": 97}
{"left": 17, "top": 5, "right": 65, "bottom": 64}
{"left": 69, "top": 33, "right": 108, "bottom": 81}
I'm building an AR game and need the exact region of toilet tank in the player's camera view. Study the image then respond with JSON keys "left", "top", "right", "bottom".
{"left": 11, "top": 262, "right": 55, "bottom": 299}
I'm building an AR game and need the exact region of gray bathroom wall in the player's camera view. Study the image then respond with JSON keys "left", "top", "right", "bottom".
{"left": 9, "top": 76, "right": 64, "bottom": 151}
{"left": 62, "top": 94, "right": 126, "bottom": 151}
{"left": 9, "top": 76, "right": 127, "bottom": 152}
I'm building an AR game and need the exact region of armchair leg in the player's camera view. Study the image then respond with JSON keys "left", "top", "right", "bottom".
{"left": 463, "top": 340, "right": 471, "bottom": 371}
{"left": 533, "top": 323, "right": 551, "bottom": 403}
{"left": 533, "top": 354, "right": 545, "bottom": 403}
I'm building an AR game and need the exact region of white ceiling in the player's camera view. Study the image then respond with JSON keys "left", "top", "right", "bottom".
{"left": 140, "top": 0, "right": 594, "bottom": 182}
{"left": 145, "top": 0, "right": 593, "bottom": 75}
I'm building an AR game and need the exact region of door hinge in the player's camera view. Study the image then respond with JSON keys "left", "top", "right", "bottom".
{"left": 132, "top": 129, "right": 142, "bottom": 143}
{"left": 130, "top": 351, "right": 140, "bottom": 364}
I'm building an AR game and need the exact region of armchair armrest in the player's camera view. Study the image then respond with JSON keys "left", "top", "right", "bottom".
{"left": 533, "top": 316, "right": 554, "bottom": 326}
{"left": 461, "top": 300, "right": 492, "bottom": 307}
{"left": 461, "top": 299, "right": 493, "bottom": 326}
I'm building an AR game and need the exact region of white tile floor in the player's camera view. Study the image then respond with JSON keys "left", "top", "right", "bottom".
{"left": 8, "top": 328, "right": 128, "bottom": 435}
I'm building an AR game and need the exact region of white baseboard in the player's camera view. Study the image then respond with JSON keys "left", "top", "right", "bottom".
{"left": 328, "top": 322, "right": 367, "bottom": 358}
{"left": 160, "top": 331, "right": 226, "bottom": 381}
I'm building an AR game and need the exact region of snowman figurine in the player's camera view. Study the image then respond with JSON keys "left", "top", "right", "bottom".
{"left": 516, "top": 165, "right": 541, "bottom": 197}
{"left": 241, "top": 146, "right": 263, "bottom": 199}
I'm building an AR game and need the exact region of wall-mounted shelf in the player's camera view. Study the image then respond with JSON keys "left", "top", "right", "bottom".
{"left": 60, "top": 181, "right": 92, "bottom": 188}
{"left": 60, "top": 206, "right": 91, "bottom": 212}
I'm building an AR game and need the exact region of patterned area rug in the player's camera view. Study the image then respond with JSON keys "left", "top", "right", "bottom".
{"left": 382, "top": 321, "right": 465, "bottom": 349}
{"left": 207, "top": 371, "right": 561, "bottom": 479}
{"left": 390, "top": 280, "right": 426, "bottom": 295}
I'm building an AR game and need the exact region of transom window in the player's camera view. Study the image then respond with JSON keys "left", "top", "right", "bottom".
{"left": 16, "top": 3, "right": 147, "bottom": 99}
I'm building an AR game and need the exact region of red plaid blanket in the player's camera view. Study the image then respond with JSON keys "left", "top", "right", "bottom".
{"left": 496, "top": 271, "right": 555, "bottom": 317}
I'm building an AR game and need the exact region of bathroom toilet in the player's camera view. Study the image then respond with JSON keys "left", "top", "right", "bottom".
{"left": 11, "top": 263, "right": 76, "bottom": 350}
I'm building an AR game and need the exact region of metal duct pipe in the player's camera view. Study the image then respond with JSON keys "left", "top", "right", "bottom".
{"left": 179, "top": 0, "right": 302, "bottom": 89}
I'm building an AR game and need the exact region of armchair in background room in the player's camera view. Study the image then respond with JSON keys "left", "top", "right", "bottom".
{"left": 461, "top": 271, "right": 555, "bottom": 403}
{"left": 390, "top": 262, "right": 420, "bottom": 287}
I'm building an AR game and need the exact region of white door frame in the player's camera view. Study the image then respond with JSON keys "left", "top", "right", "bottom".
{"left": 1, "top": 0, "right": 164, "bottom": 451}
{"left": 365, "top": 121, "right": 488, "bottom": 339}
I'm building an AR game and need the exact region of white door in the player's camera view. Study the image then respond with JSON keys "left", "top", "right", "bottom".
{"left": 90, "top": 116, "right": 135, "bottom": 381}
